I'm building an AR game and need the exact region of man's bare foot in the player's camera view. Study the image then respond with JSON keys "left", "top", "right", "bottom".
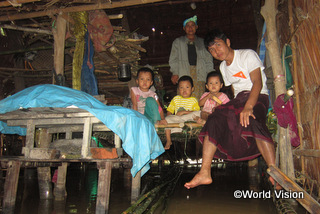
{"left": 164, "top": 142, "right": 172, "bottom": 150}
{"left": 184, "top": 172, "right": 212, "bottom": 189}
{"left": 269, "top": 176, "right": 282, "bottom": 190}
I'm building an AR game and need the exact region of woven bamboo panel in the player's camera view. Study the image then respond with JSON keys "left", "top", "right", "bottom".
{"left": 277, "top": 0, "right": 320, "bottom": 202}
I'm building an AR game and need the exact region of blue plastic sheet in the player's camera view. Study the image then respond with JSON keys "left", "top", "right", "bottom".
{"left": 0, "top": 84, "right": 164, "bottom": 177}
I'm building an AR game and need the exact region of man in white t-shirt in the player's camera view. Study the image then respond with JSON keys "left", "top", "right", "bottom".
{"left": 185, "top": 29, "right": 280, "bottom": 190}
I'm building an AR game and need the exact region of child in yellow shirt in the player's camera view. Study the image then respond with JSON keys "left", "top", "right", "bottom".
{"left": 164, "top": 76, "right": 200, "bottom": 149}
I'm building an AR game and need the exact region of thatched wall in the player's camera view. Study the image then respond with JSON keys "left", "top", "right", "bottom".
{"left": 277, "top": 0, "right": 320, "bottom": 200}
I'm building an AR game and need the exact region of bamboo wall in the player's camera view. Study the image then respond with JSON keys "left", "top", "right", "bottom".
{"left": 277, "top": 0, "right": 320, "bottom": 200}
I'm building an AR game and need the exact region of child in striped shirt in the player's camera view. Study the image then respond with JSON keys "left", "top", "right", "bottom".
{"left": 164, "top": 76, "right": 200, "bottom": 149}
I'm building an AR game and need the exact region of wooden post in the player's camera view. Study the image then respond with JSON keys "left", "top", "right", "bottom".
{"left": 288, "top": 0, "right": 304, "bottom": 173}
{"left": 2, "top": 161, "right": 21, "bottom": 213}
{"left": 114, "top": 134, "right": 123, "bottom": 157}
{"left": 23, "top": 119, "right": 35, "bottom": 158}
{"left": 37, "top": 167, "right": 54, "bottom": 199}
{"left": 96, "top": 161, "right": 112, "bottom": 214}
{"left": 268, "top": 165, "right": 320, "bottom": 214}
{"left": 38, "top": 128, "right": 52, "bottom": 148}
{"left": 261, "top": 0, "right": 295, "bottom": 180}
{"left": 52, "top": 13, "right": 67, "bottom": 83}
{"left": 54, "top": 162, "right": 68, "bottom": 201}
{"left": 82, "top": 117, "right": 93, "bottom": 158}
{"left": 38, "top": 199, "right": 53, "bottom": 214}
{"left": 131, "top": 170, "right": 141, "bottom": 203}
{"left": 37, "top": 128, "right": 54, "bottom": 199}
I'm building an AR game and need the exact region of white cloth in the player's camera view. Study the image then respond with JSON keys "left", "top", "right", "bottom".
{"left": 165, "top": 111, "right": 200, "bottom": 133}
{"left": 220, "top": 49, "right": 269, "bottom": 97}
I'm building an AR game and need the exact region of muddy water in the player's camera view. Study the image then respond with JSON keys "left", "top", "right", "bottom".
{"left": 12, "top": 162, "right": 280, "bottom": 214}
{"left": 165, "top": 164, "right": 277, "bottom": 214}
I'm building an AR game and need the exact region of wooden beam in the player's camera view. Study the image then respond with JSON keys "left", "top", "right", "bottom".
{"left": 261, "top": 0, "right": 294, "bottom": 180}
{"left": 2, "top": 161, "right": 21, "bottom": 212}
{"left": 293, "top": 149, "right": 320, "bottom": 158}
{"left": 0, "top": 24, "right": 52, "bottom": 34}
{"left": 0, "top": 0, "right": 167, "bottom": 22}
{"left": 268, "top": 165, "right": 320, "bottom": 214}
{"left": 0, "top": 0, "right": 40, "bottom": 7}
{"left": 53, "top": 14, "right": 67, "bottom": 77}
{"left": 96, "top": 161, "right": 112, "bottom": 214}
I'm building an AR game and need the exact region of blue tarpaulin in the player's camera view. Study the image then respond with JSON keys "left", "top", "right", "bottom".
{"left": 0, "top": 84, "right": 164, "bottom": 177}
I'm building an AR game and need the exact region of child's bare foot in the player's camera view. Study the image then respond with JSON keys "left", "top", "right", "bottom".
{"left": 184, "top": 171, "right": 212, "bottom": 189}
{"left": 156, "top": 119, "right": 167, "bottom": 125}
{"left": 193, "top": 116, "right": 200, "bottom": 121}
{"left": 164, "top": 141, "right": 172, "bottom": 150}
{"left": 269, "top": 176, "right": 282, "bottom": 190}
{"left": 196, "top": 118, "right": 206, "bottom": 125}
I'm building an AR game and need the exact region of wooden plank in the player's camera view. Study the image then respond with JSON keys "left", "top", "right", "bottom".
{"left": 38, "top": 128, "right": 51, "bottom": 148}
{"left": 114, "top": 134, "right": 123, "bottom": 157}
{"left": 37, "top": 167, "right": 53, "bottom": 199}
{"left": 155, "top": 122, "right": 203, "bottom": 129}
{"left": 29, "top": 148, "right": 61, "bottom": 159}
{"left": 0, "top": 0, "right": 167, "bottom": 22}
{"left": 267, "top": 165, "right": 320, "bottom": 214}
{"left": 7, "top": 117, "right": 101, "bottom": 126}
{"left": 96, "top": 161, "right": 112, "bottom": 214}
{"left": 2, "top": 161, "right": 21, "bottom": 212}
{"left": 82, "top": 117, "right": 93, "bottom": 158}
{"left": 131, "top": 170, "right": 141, "bottom": 203}
{"left": 0, "top": 0, "right": 40, "bottom": 7}
{"left": 0, "top": 108, "right": 94, "bottom": 120}
{"left": 54, "top": 162, "right": 68, "bottom": 201}
{"left": 47, "top": 123, "right": 111, "bottom": 133}
{"left": 293, "top": 149, "right": 320, "bottom": 158}
{"left": 53, "top": 14, "right": 66, "bottom": 78}
{"left": 23, "top": 120, "right": 35, "bottom": 158}
{"left": 0, "top": 157, "right": 131, "bottom": 163}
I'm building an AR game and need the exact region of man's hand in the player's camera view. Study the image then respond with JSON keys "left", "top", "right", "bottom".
{"left": 240, "top": 107, "right": 255, "bottom": 127}
{"left": 171, "top": 75, "right": 179, "bottom": 85}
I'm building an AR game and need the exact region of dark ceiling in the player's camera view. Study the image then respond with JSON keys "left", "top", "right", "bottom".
{"left": 109, "top": 0, "right": 261, "bottom": 66}
{"left": 0, "top": 0, "right": 262, "bottom": 102}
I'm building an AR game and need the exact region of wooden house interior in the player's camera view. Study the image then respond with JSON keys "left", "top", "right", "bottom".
{"left": 0, "top": 0, "right": 319, "bottom": 213}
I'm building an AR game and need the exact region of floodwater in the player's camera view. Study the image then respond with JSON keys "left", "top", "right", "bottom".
{"left": 6, "top": 160, "right": 304, "bottom": 214}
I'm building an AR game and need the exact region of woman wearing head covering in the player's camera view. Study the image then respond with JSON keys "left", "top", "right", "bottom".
{"left": 169, "top": 15, "right": 214, "bottom": 100}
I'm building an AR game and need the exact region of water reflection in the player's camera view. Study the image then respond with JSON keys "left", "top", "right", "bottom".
{"left": 13, "top": 163, "right": 132, "bottom": 214}
{"left": 11, "top": 161, "right": 284, "bottom": 214}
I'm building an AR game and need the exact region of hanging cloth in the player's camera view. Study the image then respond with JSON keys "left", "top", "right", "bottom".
{"left": 88, "top": 10, "right": 114, "bottom": 52}
{"left": 81, "top": 31, "right": 98, "bottom": 95}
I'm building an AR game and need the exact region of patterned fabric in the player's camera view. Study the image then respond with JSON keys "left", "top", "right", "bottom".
{"left": 199, "top": 91, "right": 273, "bottom": 161}
{"left": 166, "top": 95, "right": 200, "bottom": 115}
{"left": 189, "top": 65, "right": 205, "bottom": 100}
{"left": 88, "top": 10, "right": 113, "bottom": 52}
{"left": 201, "top": 92, "right": 230, "bottom": 113}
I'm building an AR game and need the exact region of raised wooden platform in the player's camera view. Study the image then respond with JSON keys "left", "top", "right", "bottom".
{"left": 0, "top": 107, "right": 141, "bottom": 214}
{"left": 0, "top": 156, "right": 140, "bottom": 214}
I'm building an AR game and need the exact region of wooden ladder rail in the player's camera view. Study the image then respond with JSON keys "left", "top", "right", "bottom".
{"left": 268, "top": 165, "right": 320, "bottom": 214}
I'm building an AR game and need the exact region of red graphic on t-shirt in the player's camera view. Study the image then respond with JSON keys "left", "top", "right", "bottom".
{"left": 233, "top": 71, "right": 247, "bottom": 79}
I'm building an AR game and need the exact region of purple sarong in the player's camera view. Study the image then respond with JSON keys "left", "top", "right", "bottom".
{"left": 198, "top": 91, "right": 273, "bottom": 161}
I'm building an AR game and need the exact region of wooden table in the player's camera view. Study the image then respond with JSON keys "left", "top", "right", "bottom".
{"left": 0, "top": 107, "right": 140, "bottom": 214}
